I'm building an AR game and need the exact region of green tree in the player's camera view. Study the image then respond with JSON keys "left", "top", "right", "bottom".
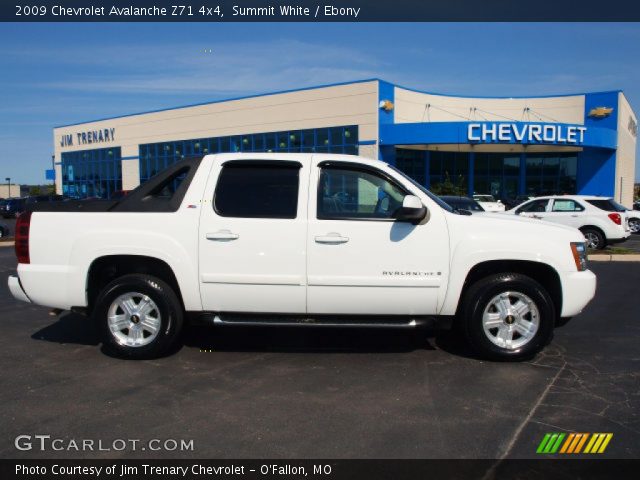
{"left": 430, "top": 172, "right": 467, "bottom": 196}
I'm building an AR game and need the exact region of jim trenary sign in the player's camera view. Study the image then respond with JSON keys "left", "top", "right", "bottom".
{"left": 468, "top": 123, "right": 587, "bottom": 144}
{"left": 59, "top": 128, "right": 115, "bottom": 147}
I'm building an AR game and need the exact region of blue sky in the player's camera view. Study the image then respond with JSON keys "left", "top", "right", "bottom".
{"left": 1, "top": 22, "right": 639, "bottom": 185}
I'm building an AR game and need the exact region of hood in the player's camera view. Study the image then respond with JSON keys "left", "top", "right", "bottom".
{"left": 447, "top": 210, "right": 584, "bottom": 239}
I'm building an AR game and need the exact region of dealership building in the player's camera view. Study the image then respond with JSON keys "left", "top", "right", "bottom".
{"left": 53, "top": 79, "right": 638, "bottom": 206}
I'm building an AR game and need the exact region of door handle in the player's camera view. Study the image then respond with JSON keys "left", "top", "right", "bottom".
{"left": 315, "top": 233, "right": 349, "bottom": 244}
{"left": 206, "top": 230, "right": 239, "bottom": 241}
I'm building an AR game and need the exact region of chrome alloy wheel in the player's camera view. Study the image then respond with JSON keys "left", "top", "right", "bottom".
{"left": 107, "top": 292, "right": 161, "bottom": 347}
{"left": 482, "top": 291, "right": 540, "bottom": 350}
{"left": 629, "top": 218, "right": 640, "bottom": 234}
{"left": 583, "top": 231, "right": 600, "bottom": 249}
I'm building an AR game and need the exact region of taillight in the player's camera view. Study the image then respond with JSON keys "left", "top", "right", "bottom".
{"left": 15, "top": 211, "right": 32, "bottom": 264}
{"left": 608, "top": 213, "right": 622, "bottom": 225}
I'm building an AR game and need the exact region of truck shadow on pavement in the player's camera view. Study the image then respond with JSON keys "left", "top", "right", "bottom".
{"left": 180, "top": 325, "right": 475, "bottom": 356}
{"left": 30, "top": 311, "right": 100, "bottom": 346}
{"left": 31, "top": 312, "right": 480, "bottom": 358}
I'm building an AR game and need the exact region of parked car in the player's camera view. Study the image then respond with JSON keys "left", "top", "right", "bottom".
{"left": 0, "top": 222, "right": 9, "bottom": 238}
{"left": 509, "top": 195, "right": 631, "bottom": 249}
{"left": 1, "top": 197, "right": 26, "bottom": 218}
{"left": 634, "top": 200, "right": 640, "bottom": 211}
{"left": 9, "top": 154, "right": 596, "bottom": 361}
{"left": 473, "top": 194, "right": 505, "bottom": 212}
{"left": 440, "top": 195, "right": 485, "bottom": 214}
{"left": 25, "top": 194, "right": 68, "bottom": 205}
{"left": 583, "top": 197, "right": 640, "bottom": 234}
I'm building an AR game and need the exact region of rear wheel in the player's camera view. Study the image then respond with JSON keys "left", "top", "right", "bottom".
{"left": 629, "top": 218, "right": 640, "bottom": 234}
{"left": 581, "top": 228, "right": 605, "bottom": 250}
{"left": 94, "top": 274, "right": 183, "bottom": 359}
{"left": 459, "top": 273, "right": 555, "bottom": 361}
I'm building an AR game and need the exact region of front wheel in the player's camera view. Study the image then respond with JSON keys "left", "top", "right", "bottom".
{"left": 459, "top": 273, "right": 555, "bottom": 361}
{"left": 94, "top": 274, "right": 184, "bottom": 359}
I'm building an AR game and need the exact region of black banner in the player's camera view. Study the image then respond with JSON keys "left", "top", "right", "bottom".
{"left": 3, "top": 0, "right": 640, "bottom": 22}
{"left": 3, "top": 459, "right": 640, "bottom": 480}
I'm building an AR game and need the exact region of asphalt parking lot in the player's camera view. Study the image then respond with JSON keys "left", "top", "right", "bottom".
{"left": 0, "top": 245, "right": 638, "bottom": 460}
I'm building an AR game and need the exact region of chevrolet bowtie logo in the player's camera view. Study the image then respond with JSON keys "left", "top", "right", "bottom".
{"left": 588, "top": 106, "right": 614, "bottom": 118}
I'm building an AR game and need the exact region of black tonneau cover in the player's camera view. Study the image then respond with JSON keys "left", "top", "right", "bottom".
{"left": 27, "top": 157, "right": 203, "bottom": 214}
{"left": 27, "top": 200, "right": 116, "bottom": 213}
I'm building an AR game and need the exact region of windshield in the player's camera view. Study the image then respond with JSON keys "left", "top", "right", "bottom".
{"left": 388, "top": 165, "right": 454, "bottom": 212}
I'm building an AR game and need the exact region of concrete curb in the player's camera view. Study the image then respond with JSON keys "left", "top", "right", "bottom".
{"left": 588, "top": 254, "right": 640, "bottom": 262}
{"left": 0, "top": 241, "right": 14, "bottom": 247}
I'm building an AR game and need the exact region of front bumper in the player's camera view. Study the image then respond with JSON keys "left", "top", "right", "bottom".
{"left": 560, "top": 270, "right": 596, "bottom": 317}
{"left": 8, "top": 274, "right": 31, "bottom": 304}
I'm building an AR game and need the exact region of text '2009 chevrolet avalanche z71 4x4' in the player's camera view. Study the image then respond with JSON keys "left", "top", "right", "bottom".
{"left": 8, "top": 154, "right": 596, "bottom": 361}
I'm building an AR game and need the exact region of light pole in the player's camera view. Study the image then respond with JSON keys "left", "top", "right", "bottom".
{"left": 4, "top": 177, "right": 9, "bottom": 198}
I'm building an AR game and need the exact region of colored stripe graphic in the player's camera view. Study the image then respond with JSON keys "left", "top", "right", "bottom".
{"left": 538, "top": 433, "right": 613, "bottom": 454}
{"left": 536, "top": 433, "right": 552, "bottom": 453}
{"left": 574, "top": 433, "right": 589, "bottom": 453}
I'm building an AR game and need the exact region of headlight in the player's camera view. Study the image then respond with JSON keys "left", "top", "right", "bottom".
{"left": 570, "top": 242, "right": 588, "bottom": 271}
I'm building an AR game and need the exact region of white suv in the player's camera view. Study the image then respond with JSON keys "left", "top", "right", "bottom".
{"left": 473, "top": 194, "right": 505, "bottom": 212}
{"left": 509, "top": 195, "right": 631, "bottom": 249}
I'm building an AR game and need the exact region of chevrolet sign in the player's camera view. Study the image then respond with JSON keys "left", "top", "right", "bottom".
{"left": 588, "top": 107, "right": 613, "bottom": 118}
{"left": 467, "top": 123, "right": 587, "bottom": 144}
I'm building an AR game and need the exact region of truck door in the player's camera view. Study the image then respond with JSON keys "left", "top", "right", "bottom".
{"left": 305, "top": 159, "right": 448, "bottom": 315}
{"left": 198, "top": 157, "right": 309, "bottom": 313}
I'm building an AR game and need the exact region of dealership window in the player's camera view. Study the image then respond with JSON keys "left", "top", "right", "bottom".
{"left": 61, "top": 147, "right": 122, "bottom": 199}
{"left": 525, "top": 153, "right": 577, "bottom": 196}
{"left": 214, "top": 162, "right": 300, "bottom": 219}
{"left": 429, "top": 151, "right": 469, "bottom": 193}
{"left": 139, "top": 126, "right": 358, "bottom": 183}
{"left": 473, "top": 153, "right": 519, "bottom": 199}
{"left": 395, "top": 148, "right": 426, "bottom": 186}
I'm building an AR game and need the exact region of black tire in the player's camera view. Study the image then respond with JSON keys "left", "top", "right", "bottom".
{"left": 580, "top": 227, "right": 606, "bottom": 250}
{"left": 459, "top": 273, "right": 555, "bottom": 361}
{"left": 629, "top": 218, "right": 640, "bottom": 234}
{"left": 94, "top": 274, "right": 183, "bottom": 359}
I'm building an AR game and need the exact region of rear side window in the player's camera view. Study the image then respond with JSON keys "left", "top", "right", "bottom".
{"left": 552, "top": 199, "right": 584, "bottom": 212}
{"left": 214, "top": 162, "right": 300, "bottom": 219}
{"left": 586, "top": 199, "right": 624, "bottom": 212}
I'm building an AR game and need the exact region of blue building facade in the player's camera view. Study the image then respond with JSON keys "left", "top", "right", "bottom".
{"left": 54, "top": 78, "right": 637, "bottom": 205}
{"left": 376, "top": 80, "right": 635, "bottom": 203}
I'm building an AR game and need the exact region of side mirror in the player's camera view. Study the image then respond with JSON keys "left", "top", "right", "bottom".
{"left": 396, "top": 195, "right": 427, "bottom": 224}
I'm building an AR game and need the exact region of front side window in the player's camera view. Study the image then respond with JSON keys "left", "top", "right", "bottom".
{"left": 515, "top": 199, "right": 549, "bottom": 214}
{"left": 318, "top": 167, "right": 407, "bottom": 220}
{"left": 214, "top": 162, "right": 300, "bottom": 219}
{"left": 552, "top": 199, "right": 585, "bottom": 212}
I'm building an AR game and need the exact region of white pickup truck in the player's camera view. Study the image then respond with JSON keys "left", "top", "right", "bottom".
{"left": 8, "top": 154, "right": 596, "bottom": 361}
